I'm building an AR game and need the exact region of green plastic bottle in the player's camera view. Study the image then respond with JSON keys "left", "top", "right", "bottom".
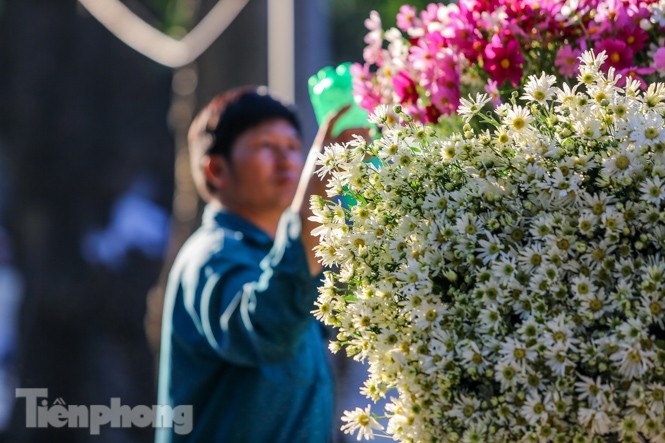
{"left": 308, "top": 62, "right": 371, "bottom": 137}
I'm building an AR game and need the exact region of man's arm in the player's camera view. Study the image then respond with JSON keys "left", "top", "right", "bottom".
{"left": 184, "top": 218, "right": 317, "bottom": 365}
{"left": 291, "top": 107, "right": 370, "bottom": 276}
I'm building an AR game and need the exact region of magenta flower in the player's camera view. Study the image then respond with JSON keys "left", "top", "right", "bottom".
{"left": 618, "top": 66, "right": 656, "bottom": 89}
{"left": 555, "top": 45, "right": 582, "bottom": 78}
{"left": 350, "top": 63, "right": 382, "bottom": 112}
{"left": 393, "top": 71, "right": 420, "bottom": 105}
{"left": 423, "top": 51, "right": 461, "bottom": 118}
{"left": 424, "top": 104, "right": 443, "bottom": 124}
{"left": 617, "top": 24, "right": 649, "bottom": 53}
{"left": 483, "top": 33, "right": 524, "bottom": 87}
{"left": 594, "top": 39, "right": 634, "bottom": 71}
{"left": 430, "top": 79, "right": 460, "bottom": 117}
{"left": 350, "top": 0, "right": 665, "bottom": 123}
{"left": 408, "top": 31, "right": 446, "bottom": 79}
{"left": 442, "top": 3, "right": 482, "bottom": 63}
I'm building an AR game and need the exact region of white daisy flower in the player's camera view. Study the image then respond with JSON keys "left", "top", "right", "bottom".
{"left": 522, "top": 72, "right": 558, "bottom": 103}
{"left": 457, "top": 92, "right": 491, "bottom": 121}
{"left": 578, "top": 407, "right": 612, "bottom": 435}
{"left": 503, "top": 105, "right": 534, "bottom": 135}
{"left": 494, "top": 361, "right": 520, "bottom": 390}
{"left": 646, "top": 383, "right": 665, "bottom": 415}
{"left": 578, "top": 49, "right": 608, "bottom": 75}
{"left": 610, "top": 342, "right": 656, "bottom": 380}
{"left": 340, "top": 405, "right": 384, "bottom": 440}
{"left": 499, "top": 337, "right": 536, "bottom": 371}
{"left": 575, "top": 374, "right": 611, "bottom": 408}
{"left": 554, "top": 82, "right": 580, "bottom": 107}
{"left": 520, "top": 392, "right": 549, "bottom": 425}
{"left": 311, "top": 39, "right": 665, "bottom": 442}
{"left": 475, "top": 233, "right": 503, "bottom": 265}
{"left": 640, "top": 176, "right": 665, "bottom": 205}
{"left": 544, "top": 342, "right": 575, "bottom": 376}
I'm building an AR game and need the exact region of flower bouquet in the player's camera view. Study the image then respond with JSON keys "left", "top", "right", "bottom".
{"left": 352, "top": 0, "right": 665, "bottom": 125}
{"left": 311, "top": 51, "right": 665, "bottom": 442}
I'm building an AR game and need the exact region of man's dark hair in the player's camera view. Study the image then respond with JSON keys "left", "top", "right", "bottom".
{"left": 208, "top": 87, "right": 301, "bottom": 158}
{"left": 187, "top": 86, "right": 301, "bottom": 199}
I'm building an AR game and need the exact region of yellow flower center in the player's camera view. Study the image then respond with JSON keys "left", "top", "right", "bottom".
{"left": 552, "top": 331, "right": 566, "bottom": 342}
{"left": 513, "top": 117, "right": 526, "bottom": 130}
{"left": 627, "top": 351, "right": 642, "bottom": 363}
{"left": 615, "top": 154, "right": 630, "bottom": 170}
{"left": 645, "top": 127, "right": 659, "bottom": 140}
{"left": 530, "top": 254, "right": 542, "bottom": 266}
{"left": 533, "top": 403, "right": 546, "bottom": 414}
{"left": 577, "top": 282, "right": 590, "bottom": 295}
{"left": 650, "top": 302, "right": 662, "bottom": 316}
{"left": 589, "top": 298, "right": 603, "bottom": 312}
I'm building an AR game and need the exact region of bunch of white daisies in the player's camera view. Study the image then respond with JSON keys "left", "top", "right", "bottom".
{"left": 311, "top": 50, "right": 665, "bottom": 442}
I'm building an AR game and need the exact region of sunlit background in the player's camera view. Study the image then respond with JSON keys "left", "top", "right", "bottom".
{"left": 0, "top": 1, "right": 429, "bottom": 441}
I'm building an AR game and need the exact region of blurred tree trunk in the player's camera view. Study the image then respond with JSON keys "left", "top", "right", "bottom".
{"left": 0, "top": 1, "right": 174, "bottom": 442}
{"left": 0, "top": 0, "right": 330, "bottom": 441}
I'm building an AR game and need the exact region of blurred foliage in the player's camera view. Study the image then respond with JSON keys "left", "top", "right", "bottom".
{"left": 135, "top": 0, "right": 438, "bottom": 62}
{"left": 329, "top": 0, "right": 432, "bottom": 65}
{"left": 143, "top": 0, "right": 198, "bottom": 36}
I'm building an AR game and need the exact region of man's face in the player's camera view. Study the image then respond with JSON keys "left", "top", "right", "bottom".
{"left": 219, "top": 118, "right": 304, "bottom": 220}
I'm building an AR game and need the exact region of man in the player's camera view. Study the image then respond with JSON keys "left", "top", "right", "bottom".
{"left": 155, "top": 86, "right": 355, "bottom": 442}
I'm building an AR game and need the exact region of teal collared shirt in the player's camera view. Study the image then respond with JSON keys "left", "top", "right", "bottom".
{"left": 156, "top": 206, "right": 333, "bottom": 442}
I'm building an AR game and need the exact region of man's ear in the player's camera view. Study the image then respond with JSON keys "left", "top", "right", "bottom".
{"left": 202, "top": 154, "right": 230, "bottom": 190}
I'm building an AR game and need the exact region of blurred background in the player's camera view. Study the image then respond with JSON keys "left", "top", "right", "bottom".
{"left": 0, "top": 0, "right": 427, "bottom": 441}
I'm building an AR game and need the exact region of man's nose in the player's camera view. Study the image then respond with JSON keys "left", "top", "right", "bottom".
{"left": 273, "top": 145, "right": 296, "bottom": 164}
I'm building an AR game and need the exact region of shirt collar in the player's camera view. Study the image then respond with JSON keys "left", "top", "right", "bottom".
{"left": 201, "top": 204, "right": 273, "bottom": 247}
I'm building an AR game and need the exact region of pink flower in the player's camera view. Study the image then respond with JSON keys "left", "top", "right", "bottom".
{"left": 403, "top": 104, "right": 428, "bottom": 123}
{"left": 485, "top": 79, "right": 502, "bottom": 108}
{"left": 593, "top": 39, "right": 634, "bottom": 71}
{"left": 618, "top": 66, "right": 656, "bottom": 89}
{"left": 420, "top": 3, "right": 445, "bottom": 26}
{"left": 430, "top": 80, "right": 460, "bottom": 117}
{"left": 424, "top": 104, "right": 443, "bottom": 124}
{"left": 555, "top": 45, "right": 582, "bottom": 78}
{"left": 427, "top": 53, "right": 461, "bottom": 117}
{"left": 396, "top": 5, "right": 419, "bottom": 32}
{"left": 483, "top": 33, "right": 524, "bottom": 87}
{"left": 442, "top": 3, "right": 482, "bottom": 63}
{"left": 594, "top": 0, "right": 629, "bottom": 33}
{"left": 617, "top": 24, "right": 649, "bottom": 53}
{"left": 351, "top": 63, "right": 382, "bottom": 112}
{"left": 393, "top": 71, "right": 420, "bottom": 105}
{"left": 654, "top": 47, "right": 665, "bottom": 73}
{"left": 363, "top": 11, "right": 384, "bottom": 65}
{"left": 349, "top": 0, "right": 665, "bottom": 120}
{"left": 408, "top": 31, "right": 446, "bottom": 78}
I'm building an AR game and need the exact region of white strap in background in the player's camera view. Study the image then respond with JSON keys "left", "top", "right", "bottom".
{"left": 77, "top": 0, "right": 250, "bottom": 68}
